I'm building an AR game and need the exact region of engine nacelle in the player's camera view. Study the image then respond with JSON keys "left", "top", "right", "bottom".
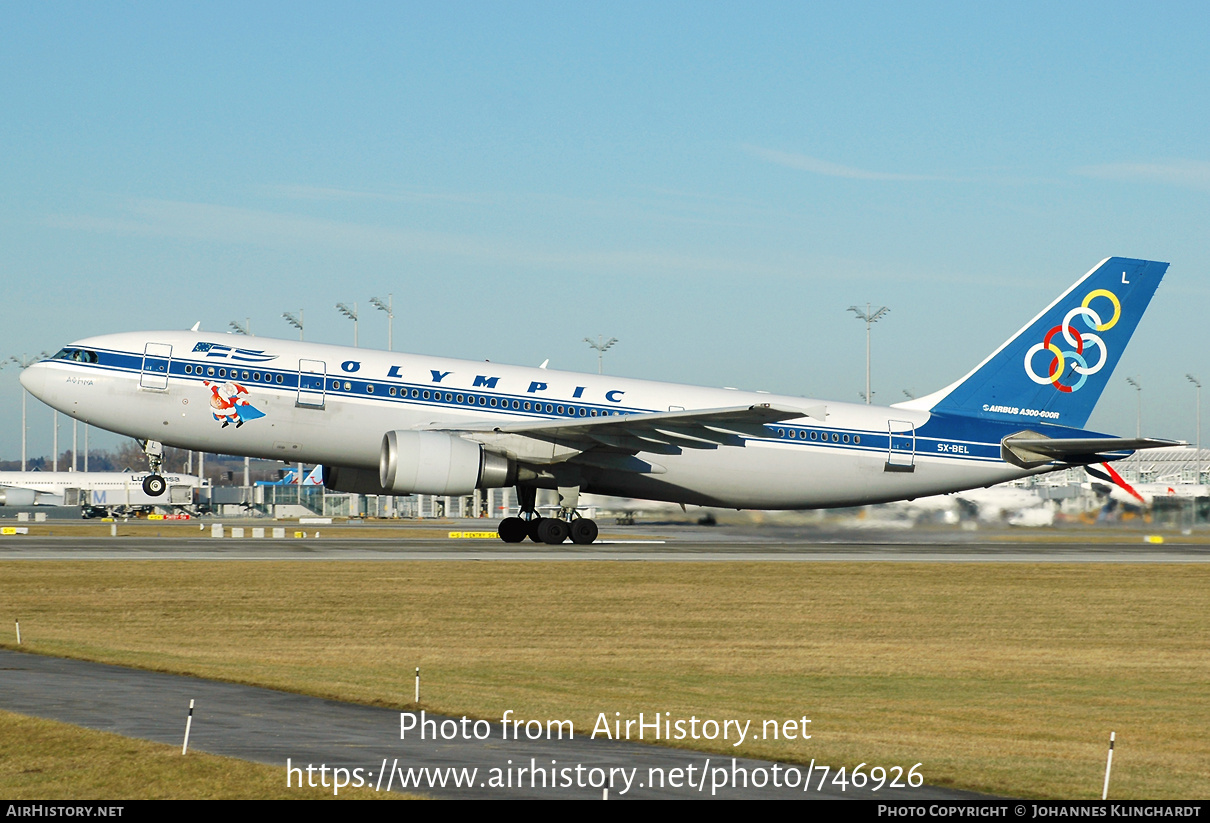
{"left": 322, "top": 465, "right": 395, "bottom": 496}
{"left": 379, "top": 431, "right": 515, "bottom": 495}
{"left": 0, "top": 488, "right": 37, "bottom": 507}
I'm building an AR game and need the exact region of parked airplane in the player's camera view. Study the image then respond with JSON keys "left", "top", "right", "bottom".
{"left": 0, "top": 470, "right": 202, "bottom": 516}
{"left": 18, "top": 257, "right": 1177, "bottom": 544}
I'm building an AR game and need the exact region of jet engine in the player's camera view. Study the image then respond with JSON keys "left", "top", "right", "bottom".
{"left": 379, "top": 430, "right": 516, "bottom": 495}
{"left": 0, "top": 488, "right": 38, "bottom": 506}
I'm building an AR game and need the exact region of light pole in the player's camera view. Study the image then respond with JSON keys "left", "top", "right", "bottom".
{"left": 1126, "top": 377, "right": 1142, "bottom": 438}
{"left": 370, "top": 295, "right": 394, "bottom": 351}
{"left": 229, "top": 318, "right": 251, "bottom": 336}
{"left": 584, "top": 335, "right": 618, "bottom": 374}
{"left": 1188, "top": 374, "right": 1202, "bottom": 483}
{"left": 336, "top": 302, "right": 359, "bottom": 346}
{"left": 282, "top": 310, "right": 304, "bottom": 341}
{"left": 848, "top": 303, "right": 890, "bottom": 405}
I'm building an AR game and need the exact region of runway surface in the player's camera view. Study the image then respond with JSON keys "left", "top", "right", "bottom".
{"left": 0, "top": 521, "right": 1206, "bottom": 561}
{"left": 0, "top": 649, "right": 982, "bottom": 800}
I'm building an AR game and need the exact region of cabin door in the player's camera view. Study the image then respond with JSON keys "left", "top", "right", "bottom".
{"left": 297, "top": 359, "right": 327, "bottom": 408}
{"left": 139, "top": 343, "right": 172, "bottom": 390}
{"left": 885, "top": 419, "right": 916, "bottom": 472}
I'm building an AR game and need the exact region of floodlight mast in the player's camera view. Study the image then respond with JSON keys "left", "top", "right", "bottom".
{"left": 848, "top": 303, "right": 889, "bottom": 405}
{"left": 584, "top": 335, "right": 618, "bottom": 374}
{"left": 370, "top": 295, "right": 394, "bottom": 351}
{"left": 228, "top": 318, "right": 251, "bottom": 336}
{"left": 1188, "top": 374, "right": 1202, "bottom": 482}
{"left": 336, "top": 302, "right": 359, "bottom": 346}
{"left": 1126, "top": 377, "right": 1142, "bottom": 438}
{"left": 282, "top": 310, "right": 304, "bottom": 341}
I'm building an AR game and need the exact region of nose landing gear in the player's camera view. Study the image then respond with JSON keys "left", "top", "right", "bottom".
{"left": 138, "top": 439, "right": 167, "bottom": 497}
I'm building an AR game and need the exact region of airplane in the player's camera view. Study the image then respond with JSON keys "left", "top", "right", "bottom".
{"left": 0, "top": 470, "right": 202, "bottom": 515}
{"left": 18, "top": 256, "right": 1179, "bottom": 544}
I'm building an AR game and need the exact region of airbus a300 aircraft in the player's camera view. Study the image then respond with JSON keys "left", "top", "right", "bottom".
{"left": 19, "top": 257, "right": 1177, "bottom": 544}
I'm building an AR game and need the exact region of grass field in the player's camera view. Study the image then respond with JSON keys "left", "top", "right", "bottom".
{"left": 1, "top": 560, "right": 1206, "bottom": 799}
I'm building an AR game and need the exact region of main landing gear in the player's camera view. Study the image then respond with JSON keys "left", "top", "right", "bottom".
{"left": 138, "top": 439, "right": 167, "bottom": 497}
{"left": 497, "top": 485, "right": 599, "bottom": 545}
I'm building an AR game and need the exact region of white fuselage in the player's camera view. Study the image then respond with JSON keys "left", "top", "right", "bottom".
{"left": 20, "top": 331, "right": 1039, "bottom": 509}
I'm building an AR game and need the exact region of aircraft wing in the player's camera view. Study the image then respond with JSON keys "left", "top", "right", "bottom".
{"left": 425, "top": 403, "right": 826, "bottom": 456}
{"left": 1001, "top": 433, "right": 1183, "bottom": 469}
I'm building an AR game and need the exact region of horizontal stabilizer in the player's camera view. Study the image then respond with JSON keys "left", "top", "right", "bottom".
{"left": 1001, "top": 431, "right": 1183, "bottom": 469}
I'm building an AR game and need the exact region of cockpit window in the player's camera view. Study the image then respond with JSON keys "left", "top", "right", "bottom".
{"left": 51, "top": 348, "right": 98, "bottom": 364}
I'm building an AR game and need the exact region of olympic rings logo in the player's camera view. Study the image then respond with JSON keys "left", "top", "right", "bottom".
{"left": 1023, "top": 288, "right": 1121, "bottom": 393}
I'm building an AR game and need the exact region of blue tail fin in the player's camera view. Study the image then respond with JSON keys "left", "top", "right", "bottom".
{"left": 920, "top": 257, "right": 1168, "bottom": 429}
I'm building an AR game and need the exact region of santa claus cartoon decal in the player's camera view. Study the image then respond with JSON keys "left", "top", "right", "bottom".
{"left": 203, "top": 380, "right": 266, "bottom": 428}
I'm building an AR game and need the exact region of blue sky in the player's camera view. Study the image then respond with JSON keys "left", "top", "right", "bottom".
{"left": 2, "top": 2, "right": 1208, "bottom": 460}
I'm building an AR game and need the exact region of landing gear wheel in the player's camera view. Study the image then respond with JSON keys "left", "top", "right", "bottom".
{"left": 569, "top": 519, "right": 598, "bottom": 545}
{"left": 537, "top": 518, "right": 569, "bottom": 545}
{"left": 142, "top": 474, "right": 166, "bottom": 497}
{"left": 498, "top": 517, "right": 528, "bottom": 543}
{"left": 526, "top": 517, "right": 545, "bottom": 543}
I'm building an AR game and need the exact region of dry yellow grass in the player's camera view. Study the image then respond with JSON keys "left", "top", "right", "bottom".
{"left": 0, "top": 709, "right": 399, "bottom": 799}
{"left": 1, "top": 561, "right": 1206, "bottom": 799}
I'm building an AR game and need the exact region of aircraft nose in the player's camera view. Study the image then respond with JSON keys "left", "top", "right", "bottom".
{"left": 19, "top": 362, "right": 48, "bottom": 400}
